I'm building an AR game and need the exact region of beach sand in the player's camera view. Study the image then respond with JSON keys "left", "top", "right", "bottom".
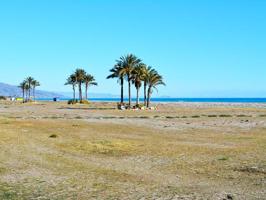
{"left": 0, "top": 101, "right": 265, "bottom": 199}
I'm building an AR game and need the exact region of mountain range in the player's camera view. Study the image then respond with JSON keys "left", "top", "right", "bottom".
{"left": 0, "top": 82, "right": 65, "bottom": 98}
{"left": 0, "top": 82, "right": 120, "bottom": 99}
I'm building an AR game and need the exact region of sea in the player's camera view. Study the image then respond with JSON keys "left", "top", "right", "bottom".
{"left": 36, "top": 98, "right": 266, "bottom": 103}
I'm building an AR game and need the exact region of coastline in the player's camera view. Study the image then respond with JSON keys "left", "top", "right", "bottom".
{"left": 35, "top": 97, "right": 266, "bottom": 104}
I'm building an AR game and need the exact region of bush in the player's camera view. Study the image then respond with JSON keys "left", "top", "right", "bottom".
{"left": 49, "top": 134, "right": 57, "bottom": 138}
{"left": 208, "top": 115, "right": 217, "bottom": 117}
{"left": 191, "top": 115, "right": 200, "bottom": 118}
{"left": 135, "top": 104, "right": 145, "bottom": 109}
{"left": 68, "top": 99, "right": 78, "bottom": 104}
{"left": 0, "top": 96, "right": 7, "bottom": 100}
{"left": 80, "top": 100, "right": 90, "bottom": 104}
{"left": 219, "top": 114, "right": 232, "bottom": 117}
{"left": 218, "top": 156, "right": 229, "bottom": 161}
{"left": 237, "top": 114, "right": 251, "bottom": 117}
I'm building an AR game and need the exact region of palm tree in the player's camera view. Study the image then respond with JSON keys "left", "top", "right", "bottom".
{"left": 84, "top": 73, "right": 98, "bottom": 100}
{"left": 25, "top": 76, "right": 34, "bottom": 100}
{"left": 107, "top": 62, "right": 124, "bottom": 103}
{"left": 74, "top": 68, "right": 86, "bottom": 101}
{"left": 146, "top": 68, "right": 165, "bottom": 108}
{"left": 65, "top": 74, "right": 77, "bottom": 100}
{"left": 31, "top": 80, "right": 40, "bottom": 101}
{"left": 18, "top": 81, "right": 27, "bottom": 103}
{"left": 141, "top": 65, "right": 152, "bottom": 107}
{"left": 24, "top": 82, "right": 30, "bottom": 102}
{"left": 118, "top": 54, "right": 141, "bottom": 107}
{"left": 132, "top": 64, "right": 145, "bottom": 105}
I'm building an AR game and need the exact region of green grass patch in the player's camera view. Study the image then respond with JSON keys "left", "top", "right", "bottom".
{"left": 219, "top": 114, "right": 232, "bottom": 117}
{"left": 191, "top": 115, "right": 200, "bottom": 118}
{"left": 208, "top": 115, "right": 217, "bottom": 117}
{"left": 236, "top": 114, "right": 252, "bottom": 117}
{"left": 217, "top": 156, "right": 229, "bottom": 161}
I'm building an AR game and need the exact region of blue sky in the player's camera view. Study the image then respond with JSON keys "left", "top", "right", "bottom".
{"left": 0, "top": 0, "right": 265, "bottom": 97}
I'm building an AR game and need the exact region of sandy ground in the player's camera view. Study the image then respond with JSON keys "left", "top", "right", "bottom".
{"left": 0, "top": 101, "right": 265, "bottom": 199}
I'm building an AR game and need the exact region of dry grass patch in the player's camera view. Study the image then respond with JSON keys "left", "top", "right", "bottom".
{"left": 0, "top": 102, "right": 265, "bottom": 199}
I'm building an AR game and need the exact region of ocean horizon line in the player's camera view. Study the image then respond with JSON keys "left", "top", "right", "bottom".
{"left": 36, "top": 97, "right": 266, "bottom": 103}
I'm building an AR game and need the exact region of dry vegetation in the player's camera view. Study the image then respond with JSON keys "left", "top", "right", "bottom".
{"left": 0, "top": 101, "right": 265, "bottom": 199}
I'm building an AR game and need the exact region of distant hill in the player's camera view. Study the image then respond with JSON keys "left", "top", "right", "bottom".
{"left": 0, "top": 82, "right": 65, "bottom": 98}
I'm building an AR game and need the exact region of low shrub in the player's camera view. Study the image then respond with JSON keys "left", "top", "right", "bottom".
{"left": 135, "top": 104, "right": 145, "bottom": 109}
{"left": 67, "top": 99, "right": 90, "bottom": 104}
{"left": 80, "top": 100, "right": 90, "bottom": 104}
{"left": 49, "top": 134, "right": 57, "bottom": 138}
{"left": 191, "top": 115, "right": 200, "bottom": 118}
{"left": 218, "top": 156, "right": 229, "bottom": 161}
{"left": 219, "top": 114, "right": 232, "bottom": 117}
{"left": 0, "top": 96, "right": 7, "bottom": 100}
{"left": 237, "top": 114, "right": 251, "bottom": 117}
{"left": 208, "top": 115, "right": 217, "bottom": 117}
{"left": 68, "top": 99, "right": 78, "bottom": 104}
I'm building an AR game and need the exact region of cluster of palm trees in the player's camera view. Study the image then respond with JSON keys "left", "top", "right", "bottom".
{"left": 107, "top": 54, "right": 165, "bottom": 108}
{"left": 65, "top": 68, "right": 98, "bottom": 101}
{"left": 18, "top": 77, "right": 40, "bottom": 102}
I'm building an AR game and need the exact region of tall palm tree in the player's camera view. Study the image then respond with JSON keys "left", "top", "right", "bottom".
{"left": 26, "top": 76, "right": 34, "bottom": 100}
{"left": 18, "top": 81, "right": 27, "bottom": 103}
{"left": 146, "top": 68, "right": 165, "bottom": 108}
{"left": 74, "top": 68, "right": 86, "bottom": 101}
{"left": 132, "top": 64, "right": 145, "bottom": 105}
{"left": 84, "top": 73, "right": 98, "bottom": 100}
{"left": 118, "top": 54, "right": 141, "bottom": 107}
{"left": 65, "top": 74, "right": 77, "bottom": 100}
{"left": 24, "top": 82, "right": 30, "bottom": 102}
{"left": 32, "top": 80, "right": 40, "bottom": 101}
{"left": 106, "top": 62, "right": 124, "bottom": 103}
{"left": 141, "top": 65, "right": 152, "bottom": 107}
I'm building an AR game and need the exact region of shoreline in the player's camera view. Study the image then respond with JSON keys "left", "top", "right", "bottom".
{"left": 33, "top": 97, "right": 266, "bottom": 104}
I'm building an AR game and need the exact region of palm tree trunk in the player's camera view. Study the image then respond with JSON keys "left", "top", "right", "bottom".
{"left": 72, "top": 85, "right": 76, "bottom": 100}
{"left": 85, "top": 84, "right": 88, "bottom": 100}
{"left": 29, "top": 87, "right": 31, "bottom": 100}
{"left": 128, "top": 80, "right": 131, "bottom": 107}
{"left": 147, "top": 87, "right": 151, "bottom": 108}
{"left": 25, "top": 90, "right": 28, "bottom": 102}
{"left": 79, "top": 82, "right": 82, "bottom": 101}
{"left": 33, "top": 87, "right": 35, "bottom": 101}
{"left": 120, "top": 78, "right": 124, "bottom": 103}
{"left": 22, "top": 89, "right": 25, "bottom": 103}
{"left": 136, "top": 87, "right": 139, "bottom": 105}
{"left": 144, "top": 81, "right": 147, "bottom": 106}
